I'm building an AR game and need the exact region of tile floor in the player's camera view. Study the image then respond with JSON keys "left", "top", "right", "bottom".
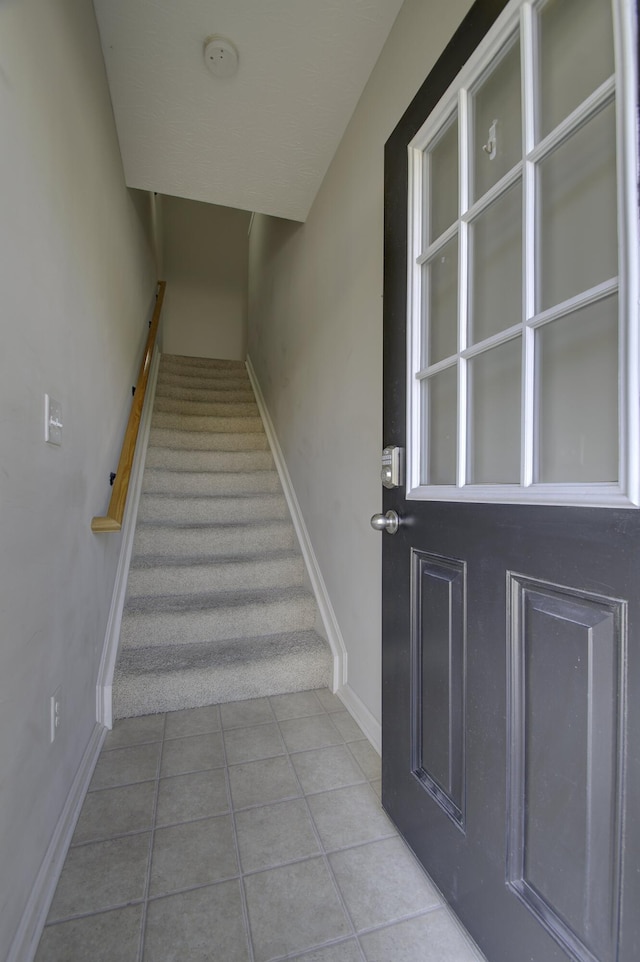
{"left": 35, "top": 689, "right": 486, "bottom": 962}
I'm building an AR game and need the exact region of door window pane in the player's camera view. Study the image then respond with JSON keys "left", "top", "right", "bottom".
{"left": 468, "top": 338, "right": 521, "bottom": 483}
{"left": 536, "top": 297, "right": 618, "bottom": 483}
{"left": 539, "top": 0, "right": 615, "bottom": 139}
{"left": 470, "top": 181, "right": 522, "bottom": 344}
{"left": 422, "top": 367, "right": 457, "bottom": 485}
{"left": 424, "top": 237, "right": 458, "bottom": 366}
{"left": 538, "top": 102, "right": 617, "bottom": 312}
{"left": 473, "top": 38, "right": 522, "bottom": 202}
{"left": 427, "top": 117, "right": 459, "bottom": 244}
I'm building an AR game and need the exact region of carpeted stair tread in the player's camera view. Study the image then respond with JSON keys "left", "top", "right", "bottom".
{"left": 148, "top": 428, "right": 269, "bottom": 451}
{"left": 137, "top": 491, "right": 289, "bottom": 525}
{"left": 155, "top": 385, "right": 256, "bottom": 403}
{"left": 126, "top": 552, "right": 305, "bottom": 597}
{"left": 113, "top": 631, "right": 331, "bottom": 716}
{"left": 160, "top": 359, "right": 248, "bottom": 376}
{"left": 158, "top": 372, "right": 252, "bottom": 391}
{"left": 142, "top": 468, "right": 281, "bottom": 496}
{"left": 154, "top": 397, "right": 259, "bottom": 417}
{"left": 117, "top": 630, "right": 328, "bottom": 674}
{"left": 152, "top": 412, "right": 264, "bottom": 433}
{"left": 120, "top": 586, "right": 317, "bottom": 649}
{"left": 124, "top": 583, "right": 313, "bottom": 614}
{"left": 144, "top": 448, "right": 274, "bottom": 472}
{"left": 132, "top": 519, "right": 298, "bottom": 559}
{"left": 113, "top": 351, "right": 331, "bottom": 719}
{"left": 160, "top": 353, "right": 246, "bottom": 371}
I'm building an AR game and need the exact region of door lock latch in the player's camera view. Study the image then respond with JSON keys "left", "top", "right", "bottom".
{"left": 381, "top": 446, "right": 403, "bottom": 489}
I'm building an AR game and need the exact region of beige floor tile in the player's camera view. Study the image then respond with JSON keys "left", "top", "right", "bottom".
{"left": 47, "top": 834, "right": 150, "bottom": 922}
{"left": 156, "top": 768, "right": 229, "bottom": 825}
{"left": 279, "top": 714, "right": 343, "bottom": 753}
{"left": 359, "top": 909, "right": 485, "bottom": 962}
{"left": 291, "top": 745, "right": 367, "bottom": 795}
{"left": 330, "top": 711, "right": 365, "bottom": 742}
{"left": 103, "top": 715, "right": 165, "bottom": 751}
{"left": 72, "top": 781, "right": 156, "bottom": 844}
{"left": 223, "top": 722, "right": 285, "bottom": 765}
{"left": 164, "top": 703, "right": 221, "bottom": 739}
{"left": 220, "top": 697, "right": 275, "bottom": 729}
{"left": 330, "top": 837, "right": 441, "bottom": 932}
{"left": 307, "top": 784, "right": 396, "bottom": 852}
{"left": 244, "top": 857, "right": 352, "bottom": 962}
{"left": 160, "top": 731, "right": 225, "bottom": 776}
{"left": 347, "top": 741, "right": 381, "bottom": 781}
{"left": 235, "top": 798, "right": 320, "bottom": 872}
{"left": 269, "top": 690, "right": 324, "bottom": 720}
{"left": 35, "top": 906, "right": 143, "bottom": 962}
{"left": 150, "top": 815, "right": 237, "bottom": 896}
{"left": 89, "top": 743, "right": 160, "bottom": 791}
{"left": 228, "top": 755, "right": 301, "bottom": 810}
{"left": 144, "top": 881, "right": 250, "bottom": 962}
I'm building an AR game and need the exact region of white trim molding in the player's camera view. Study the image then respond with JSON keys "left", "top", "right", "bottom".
{"left": 246, "top": 356, "right": 348, "bottom": 692}
{"left": 6, "top": 723, "right": 106, "bottom": 962}
{"left": 95, "top": 343, "right": 161, "bottom": 728}
{"left": 337, "top": 683, "right": 382, "bottom": 756}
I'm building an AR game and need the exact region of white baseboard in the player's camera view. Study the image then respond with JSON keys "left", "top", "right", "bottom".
{"left": 6, "top": 723, "right": 106, "bottom": 962}
{"left": 246, "top": 356, "right": 348, "bottom": 692}
{"left": 337, "top": 683, "right": 381, "bottom": 756}
{"left": 96, "top": 344, "right": 161, "bottom": 729}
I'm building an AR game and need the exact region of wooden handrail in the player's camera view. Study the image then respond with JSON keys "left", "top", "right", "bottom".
{"left": 91, "top": 281, "right": 166, "bottom": 532}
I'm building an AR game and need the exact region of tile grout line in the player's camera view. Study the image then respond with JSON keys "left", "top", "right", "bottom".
{"left": 136, "top": 712, "right": 167, "bottom": 962}
{"left": 268, "top": 698, "right": 368, "bottom": 962}
{"left": 220, "top": 707, "right": 257, "bottom": 962}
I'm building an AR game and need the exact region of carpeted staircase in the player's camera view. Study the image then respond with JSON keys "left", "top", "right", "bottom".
{"left": 112, "top": 353, "right": 332, "bottom": 718}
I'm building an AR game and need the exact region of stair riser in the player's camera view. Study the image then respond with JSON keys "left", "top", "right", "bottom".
{"left": 127, "top": 557, "right": 306, "bottom": 598}
{"left": 149, "top": 429, "right": 269, "bottom": 451}
{"left": 154, "top": 398, "right": 258, "bottom": 417}
{"left": 158, "top": 373, "right": 251, "bottom": 391}
{"left": 160, "top": 360, "right": 245, "bottom": 376}
{"left": 155, "top": 386, "right": 255, "bottom": 403}
{"left": 160, "top": 355, "right": 245, "bottom": 372}
{"left": 113, "top": 652, "right": 331, "bottom": 718}
{"left": 142, "top": 469, "right": 281, "bottom": 497}
{"left": 152, "top": 413, "right": 264, "bottom": 434}
{"left": 137, "top": 494, "right": 289, "bottom": 525}
{"left": 133, "top": 523, "right": 297, "bottom": 559}
{"left": 144, "top": 448, "right": 274, "bottom": 473}
{"left": 120, "top": 597, "right": 317, "bottom": 649}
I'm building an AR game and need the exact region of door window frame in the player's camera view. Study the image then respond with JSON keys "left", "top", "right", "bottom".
{"left": 405, "top": 0, "right": 640, "bottom": 507}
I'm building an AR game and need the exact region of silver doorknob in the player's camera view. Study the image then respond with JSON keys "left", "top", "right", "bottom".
{"left": 370, "top": 510, "right": 400, "bottom": 535}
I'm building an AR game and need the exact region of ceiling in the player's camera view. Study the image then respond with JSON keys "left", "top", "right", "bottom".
{"left": 93, "top": 0, "right": 405, "bottom": 222}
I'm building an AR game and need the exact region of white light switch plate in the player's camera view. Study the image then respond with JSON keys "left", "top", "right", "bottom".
{"left": 45, "top": 395, "right": 63, "bottom": 445}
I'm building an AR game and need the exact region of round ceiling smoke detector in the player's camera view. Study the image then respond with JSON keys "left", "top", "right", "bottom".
{"left": 204, "top": 36, "right": 239, "bottom": 78}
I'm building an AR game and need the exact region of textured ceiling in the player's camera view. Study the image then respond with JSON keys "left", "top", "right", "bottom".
{"left": 93, "top": 0, "right": 405, "bottom": 222}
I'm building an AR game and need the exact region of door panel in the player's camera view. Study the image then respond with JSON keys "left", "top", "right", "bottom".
{"left": 507, "top": 575, "right": 624, "bottom": 962}
{"left": 381, "top": 2, "right": 639, "bottom": 960}
{"left": 412, "top": 551, "right": 466, "bottom": 826}
{"left": 382, "top": 502, "right": 638, "bottom": 962}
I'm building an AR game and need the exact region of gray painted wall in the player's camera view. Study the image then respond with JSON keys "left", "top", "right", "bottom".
{"left": 161, "top": 196, "right": 250, "bottom": 361}
{"left": 248, "top": 0, "right": 474, "bottom": 723}
{"left": 0, "top": 0, "right": 155, "bottom": 953}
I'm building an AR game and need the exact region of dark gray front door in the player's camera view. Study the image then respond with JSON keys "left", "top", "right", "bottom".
{"left": 380, "top": 2, "right": 640, "bottom": 961}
